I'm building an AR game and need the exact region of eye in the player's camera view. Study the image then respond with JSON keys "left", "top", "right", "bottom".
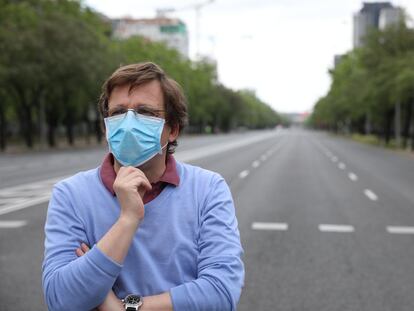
{"left": 110, "top": 108, "right": 126, "bottom": 116}
{"left": 137, "top": 108, "right": 158, "bottom": 117}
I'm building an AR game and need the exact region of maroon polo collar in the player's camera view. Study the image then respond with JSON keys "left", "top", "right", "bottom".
{"left": 100, "top": 153, "right": 180, "bottom": 204}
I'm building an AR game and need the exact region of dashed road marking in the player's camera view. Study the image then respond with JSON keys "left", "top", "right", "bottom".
{"left": 387, "top": 226, "right": 414, "bottom": 234}
{"left": 348, "top": 172, "right": 358, "bottom": 181}
{"left": 319, "top": 224, "right": 355, "bottom": 232}
{"left": 364, "top": 189, "right": 378, "bottom": 201}
{"left": 239, "top": 170, "right": 250, "bottom": 179}
{"left": 0, "top": 220, "right": 27, "bottom": 228}
{"left": 338, "top": 162, "right": 346, "bottom": 170}
{"left": 260, "top": 155, "right": 267, "bottom": 161}
{"left": 252, "top": 222, "right": 288, "bottom": 231}
{"left": 252, "top": 161, "right": 260, "bottom": 168}
{"left": 331, "top": 156, "right": 338, "bottom": 163}
{"left": 0, "top": 176, "right": 69, "bottom": 216}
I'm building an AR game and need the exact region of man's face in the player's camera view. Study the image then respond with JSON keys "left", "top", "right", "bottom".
{"left": 106, "top": 80, "right": 178, "bottom": 169}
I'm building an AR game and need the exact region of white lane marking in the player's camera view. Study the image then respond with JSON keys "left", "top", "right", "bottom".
{"left": 239, "top": 170, "right": 250, "bottom": 179}
{"left": 0, "top": 176, "right": 70, "bottom": 216}
{"left": 252, "top": 222, "right": 288, "bottom": 231}
{"left": 325, "top": 150, "right": 333, "bottom": 157}
{"left": 364, "top": 189, "right": 378, "bottom": 201}
{"left": 252, "top": 161, "right": 260, "bottom": 168}
{"left": 387, "top": 226, "right": 414, "bottom": 234}
{"left": 0, "top": 220, "right": 27, "bottom": 228}
{"left": 175, "top": 131, "right": 279, "bottom": 162}
{"left": 338, "top": 162, "right": 346, "bottom": 170}
{"left": 331, "top": 156, "right": 338, "bottom": 163}
{"left": 348, "top": 172, "right": 358, "bottom": 181}
{"left": 0, "top": 195, "right": 51, "bottom": 216}
{"left": 319, "top": 224, "right": 355, "bottom": 232}
{"left": 260, "top": 154, "right": 267, "bottom": 161}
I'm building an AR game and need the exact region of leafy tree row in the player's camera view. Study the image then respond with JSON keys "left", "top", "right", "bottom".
{"left": 0, "top": 0, "right": 284, "bottom": 151}
{"left": 308, "top": 12, "right": 414, "bottom": 150}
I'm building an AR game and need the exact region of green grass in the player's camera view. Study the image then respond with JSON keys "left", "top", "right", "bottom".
{"left": 349, "top": 133, "right": 412, "bottom": 152}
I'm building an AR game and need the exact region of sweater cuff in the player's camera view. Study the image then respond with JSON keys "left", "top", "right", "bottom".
{"left": 86, "top": 244, "right": 123, "bottom": 277}
{"left": 170, "top": 283, "right": 190, "bottom": 310}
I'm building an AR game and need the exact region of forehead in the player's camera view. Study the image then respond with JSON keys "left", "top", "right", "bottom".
{"left": 108, "top": 80, "right": 164, "bottom": 110}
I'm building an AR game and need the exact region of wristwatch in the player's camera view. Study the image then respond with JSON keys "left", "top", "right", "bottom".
{"left": 122, "top": 294, "right": 143, "bottom": 310}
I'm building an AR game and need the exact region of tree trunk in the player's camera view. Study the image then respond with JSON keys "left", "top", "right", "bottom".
{"left": 47, "top": 123, "right": 56, "bottom": 147}
{"left": 365, "top": 112, "right": 371, "bottom": 135}
{"left": 22, "top": 109, "right": 34, "bottom": 148}
{"left": 85, "top": 120, "right": 91, "bottom": 145}
{"left": 395, "top": 102, "right": 401, "bottom": 147}
{"left": 411, "top": 111, "right": 414, "bottom": 151}
{"left": 0, "top": 105, "right": 6, "bottom": 151}
{"left": 384, "top": 109, "right": 394, "bottom": 146}
{"left": 65, "top": 117, "right": 75, "bottom": 146}
{"left": 95, "top": 120, "right": 103, "bottom": 143}
{"left": 402, "top": 101, "right": 412, "bottom": 149}
{"left": 11, "top": 81, "right": 34, "bottom": 148}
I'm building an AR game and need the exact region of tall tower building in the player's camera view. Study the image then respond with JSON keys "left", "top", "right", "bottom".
{"left": 353, "top": 2, "right": 393, "bottom": 48}
{"left": 379, "top": 7, "right": 404, "bottom": 29}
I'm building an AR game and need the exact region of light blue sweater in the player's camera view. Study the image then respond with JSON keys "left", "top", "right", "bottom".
{"left": 42, "top": 160, "right": 244, "bottom": 311}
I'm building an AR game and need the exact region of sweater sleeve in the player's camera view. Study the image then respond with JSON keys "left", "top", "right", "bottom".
{"left": 42, "top": 183, "right": 123, "bottom": 311}
{"left": 170, "top": 175, "right": 245, "bottom": 311}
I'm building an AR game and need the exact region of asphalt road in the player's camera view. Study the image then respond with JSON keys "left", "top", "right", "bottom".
{"left": 1, "top": 128, "right": 414, "bottom": 311}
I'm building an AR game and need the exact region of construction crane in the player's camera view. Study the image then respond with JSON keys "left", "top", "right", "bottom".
{"left": 156, "top": 0, "right": 215, "bottom": 58}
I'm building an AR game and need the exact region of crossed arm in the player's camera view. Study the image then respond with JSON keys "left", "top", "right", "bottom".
{"left": 75, "top": 240, "right": 172, "bottom": 311}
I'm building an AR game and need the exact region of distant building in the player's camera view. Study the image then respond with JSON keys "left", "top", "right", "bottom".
{"left": 379, "top": 7, "right": 404, "bottom": 29}
{"left": 282, "top": 112, "right": 309, "bottom": 126}
{"left": 334, "top": 54, "right": 344, "bottom": 68}
{"left": 353, "top": 2, "right": 403, "bottom": 48}
{"left": 112, "top": 17, "right": 189, "bottom": 57}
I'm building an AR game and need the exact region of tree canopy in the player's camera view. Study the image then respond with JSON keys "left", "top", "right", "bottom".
{"left": 0, "top": 0, "right": 284, "bottom": 151}
{"left": 309, "top": 13, "right": 414, "bottom": 149}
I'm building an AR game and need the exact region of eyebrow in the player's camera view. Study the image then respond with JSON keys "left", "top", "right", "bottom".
{"left": 108, "top": 104, "right": 164, "bottom": 114}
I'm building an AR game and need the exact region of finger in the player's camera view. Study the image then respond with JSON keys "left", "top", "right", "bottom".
{"left": 128, "top": 177, "right": 152, "bottom": 192}
{"left": 140, "top": 178, "right": 152, "bottom": 191}
{"left": 75, "top": 248, "right": 84, "bottom": 257}
{"left": 81, "top": 243, "right": 90, "bottom": 252}
{"left": 120, "top": 166, "right": 143, "bottom": 177}
{"left": 123, "top": 168, "right": 148, "bottom": 180}
{"left": 123, "top": 172, "right": 152, "bottom": 190}
{"left": 121, "top": 171, "right": 144, "bottom": 183}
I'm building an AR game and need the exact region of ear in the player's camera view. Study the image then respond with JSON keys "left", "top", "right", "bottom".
{"left": 168, "top": 124, "right": 180, "bottom": 142}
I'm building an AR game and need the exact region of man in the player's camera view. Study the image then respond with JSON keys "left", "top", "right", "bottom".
{"left": 42, "top": 62, "right": 244, "bottom": 311}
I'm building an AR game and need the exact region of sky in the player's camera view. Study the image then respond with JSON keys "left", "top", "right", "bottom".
{"left": 85, "top": 0, "right": 414, "bottom": 113}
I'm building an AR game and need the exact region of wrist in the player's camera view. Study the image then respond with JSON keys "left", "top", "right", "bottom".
{"left": 118, "top": 214, "right": 140, "bottom": 229}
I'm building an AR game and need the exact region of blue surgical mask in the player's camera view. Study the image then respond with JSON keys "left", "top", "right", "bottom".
{"left": 104, "top": 109, "right": 167, "bottom": 167}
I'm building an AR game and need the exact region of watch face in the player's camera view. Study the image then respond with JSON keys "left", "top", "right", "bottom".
{"left": 125, "top": 294, "right": 141, "bottom": 304}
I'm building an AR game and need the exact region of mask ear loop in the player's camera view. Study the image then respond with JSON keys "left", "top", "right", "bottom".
{"left": 159, "top": 141, "right": 169, "bottom": 154}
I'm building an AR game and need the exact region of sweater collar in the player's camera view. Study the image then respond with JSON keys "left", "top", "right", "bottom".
{"left": 100, "top": 153, "right": 180, "bottom": 196}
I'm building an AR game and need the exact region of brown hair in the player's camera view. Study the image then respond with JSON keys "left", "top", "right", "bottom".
{"left": 98, "top": 62, "right": 188, "bottom": 154}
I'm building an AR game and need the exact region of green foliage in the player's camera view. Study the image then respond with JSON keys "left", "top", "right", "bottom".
{"left": 0, "top": 0, "right": 282, "bottom": 150}
{"left": 309, "top": 14, "right": 414, "bottom": 148}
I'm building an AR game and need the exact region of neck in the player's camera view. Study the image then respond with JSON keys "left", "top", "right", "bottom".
{"left": 113, "top": 153, "right": 167, "bottom": 184}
